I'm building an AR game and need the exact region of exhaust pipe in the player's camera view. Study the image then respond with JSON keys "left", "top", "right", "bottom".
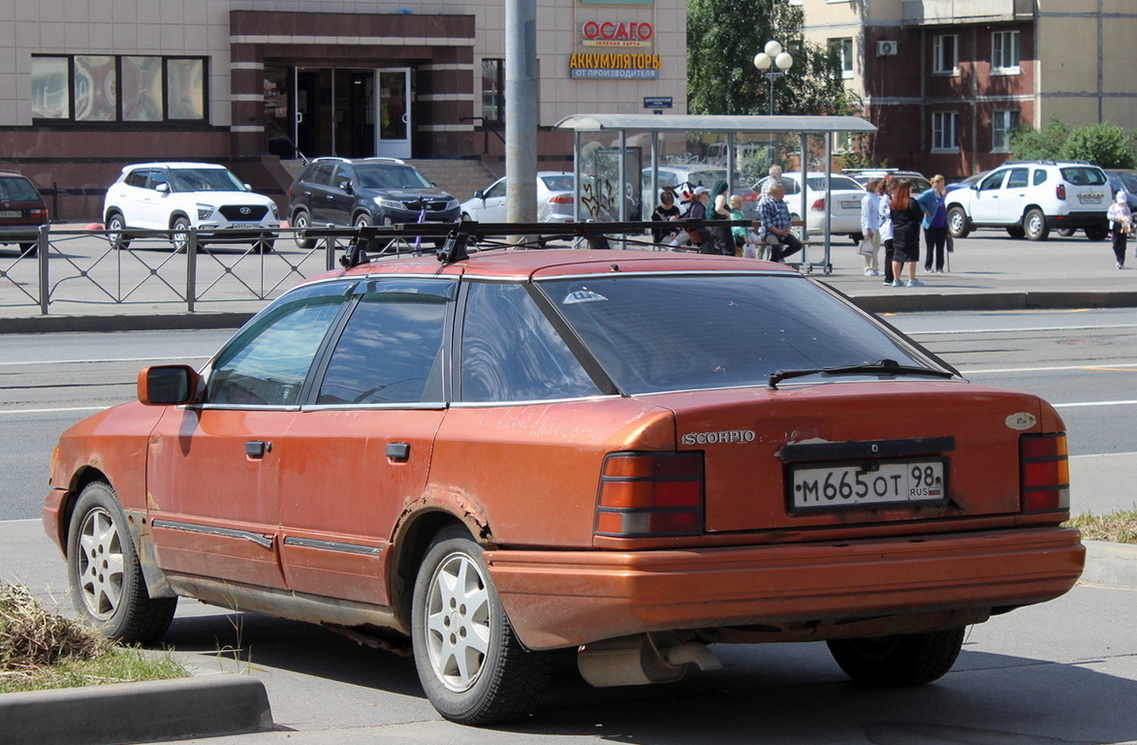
{"left": 577, "top": 635, "right": 722, "bottom": 688}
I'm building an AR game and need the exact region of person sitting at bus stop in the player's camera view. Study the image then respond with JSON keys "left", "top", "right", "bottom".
{"left": 757, "top": 182, "right": 802, "bottom": 263}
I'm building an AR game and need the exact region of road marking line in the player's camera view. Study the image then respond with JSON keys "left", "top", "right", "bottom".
{"left": 0, "top": 406, "right": 108, "bottom": 415}
{"left": 1052, "top": 400, "right": 1137, "bottom": 409}
{"left": 906, "top": 323, "right": 1137, "bottom": 335}
{"left": 0, "top": 356, "right": 207, "bottom": 367}
{"left": 965, "top": 363, "right": 1137, "bottom": 374}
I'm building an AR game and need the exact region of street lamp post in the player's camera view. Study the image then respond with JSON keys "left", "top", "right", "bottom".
{"left": 753, "top": 40, "right": 794, "bottom": 116}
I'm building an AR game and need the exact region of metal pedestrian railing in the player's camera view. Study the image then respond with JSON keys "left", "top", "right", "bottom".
{"left": 0, "top": 225, "right": 352, "bottom": 315}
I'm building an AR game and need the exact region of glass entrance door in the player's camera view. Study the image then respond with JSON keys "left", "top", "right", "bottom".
{"left": 377, "top": 69, "right": 411, "bottom": 158}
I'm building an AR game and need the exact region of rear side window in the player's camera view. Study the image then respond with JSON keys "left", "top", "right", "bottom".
{"left": 316, "top": 279, "right": 454, "bottom": 405}
{"left": 124, "top": 170, "right": 149, "bottom": 188}
{"left": 539, "top": 274, "right": 937, "bottom": 395}
{"left": 1032, "top": 169, "right": 1048, "bottom": 186}
{"left": 460, "top": 282, "right": 601, "bottom": 403}
{"left": 1061, "top": 167, "right": 1107, "bottom": 186}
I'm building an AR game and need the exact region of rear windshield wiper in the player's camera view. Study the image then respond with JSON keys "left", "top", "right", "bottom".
{"left": 766, "top": 359, "right": 956, "bottom": 390}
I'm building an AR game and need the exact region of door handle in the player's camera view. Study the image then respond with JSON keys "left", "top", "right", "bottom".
{"left": 245, "top": 441, "right": 272, "bottom": 459}
{"left": 386, "top": 442, "right": 410, "bottom": 462}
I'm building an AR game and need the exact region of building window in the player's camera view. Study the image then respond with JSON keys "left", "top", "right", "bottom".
{"left": 932, "top": 35, "right": 958, "bottom": 75}
{"left": 992, "top": 31, "right": 1021, "bottom": 74}
{"left": 31, "top": 54, "right": 208, "bottom": 123}
{"left": 992, "top": 110, "right": 1020, "bottom": 152}
{"left": 932, "top": 111, "right": 958, "bottom": 152}
{"left": 481, "top": 59, "right": 504, "bottom": 124}
{"left": 829, "top": 38, "right": 854, "bottom": 79}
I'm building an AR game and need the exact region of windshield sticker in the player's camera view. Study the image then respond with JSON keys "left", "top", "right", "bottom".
{"left": 563, "top": 288, "right": 609, "bottom": 305}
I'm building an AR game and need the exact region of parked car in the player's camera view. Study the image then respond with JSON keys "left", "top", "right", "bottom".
{"left": 945, "top": 161, "right": 1111, "bottom": 241}
{"left": 844, "top": 169, "right": 933, "bottom": 194}
{"left": 946, "top": 171, "right": 988, "bottom": 193}
{"left": 46, "top": 231, "right": 1083, "bottom": 725}
{"left": 103, "top": 162, "right": 279, "bottom": 253}
{"left": 287, "top": 157, "right": 460, "bottom": 248}
{"left": 640, "top": 164, "right": 729, "bottom": 219}
{"left": 744, "top": 172, "right": 868, "bottom": 242}
{"left": 0, "top": 169, "right": 49, "bottom": 255}
{"left": 1105, "top": 169, "right": 1137, "bottom": 211}
{"left": 460, "top": 172, "right": 575, "bottom": 223}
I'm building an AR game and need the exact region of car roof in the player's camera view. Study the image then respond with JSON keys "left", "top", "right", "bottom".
{"left": 120, "top": 162, "right": 230, "bottom": 172}
{"left": 302, "top": 248, "right": 799, "bottom": 284}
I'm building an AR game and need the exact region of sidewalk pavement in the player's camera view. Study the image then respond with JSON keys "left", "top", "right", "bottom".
{"left": 2, "top": 228, "right": 1136, "bottom": 333}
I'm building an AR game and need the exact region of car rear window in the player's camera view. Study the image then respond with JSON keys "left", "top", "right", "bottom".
{"left": 1060, "top": 167, "right": 1107, "bottom": 186}
{"left": 539, "top": 274, "right": 939, "bottom": 395}
{"left": 0, "top": 176, "right": 41, "bottom": 202}
{"left": 540, "top": 175, "right": 573, "bottom": 192}
{"left": 805, "top": 175, "right": 862, "bottom": 192}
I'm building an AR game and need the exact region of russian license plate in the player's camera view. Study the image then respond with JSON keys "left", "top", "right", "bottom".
{"left": 841, "top": 201, "right": 859, "bottom": 210}
{"left": 1078, "top": 193, "right": 1103, "bottom": 204}
{"left": 0, "top": 210, "right": 21, "bottom": 218}
{"left": 791, "top": 459, "right": 946, "bottom": 511}
{"left": 229, "top": 222, "right": 259, "bottom": 229}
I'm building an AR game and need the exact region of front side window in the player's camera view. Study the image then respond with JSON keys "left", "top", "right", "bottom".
{"left": 932, "top": 111, "right": 959, "bottom": 152}
{"left": 484, "top": 179, "right": 507, "bottom": 199}
{"left": 460, "top": 282, "right": 602, "bottom": 403}
{"left": 992, "top": 31, "right": 1021, "bottom": 74}
{"left": 539, "top": 274, "right": 940, "bottom": 395}
{"left": 31, "top": 54, "right": 208, "bottom": 123}
{"left": 980, "top": 170, "right": 1008, "bottom": 191}
{"left": 316, "top": 280, "right": 454, "bottom": 406}
{"left": 932, "top": 35, "right": 958, "bottom": 75}
{"left": 207, "top": 283, "right": 350, "bottom": 406}
{"left": 992, "top": 110, "right": 1020, "bottom": 152}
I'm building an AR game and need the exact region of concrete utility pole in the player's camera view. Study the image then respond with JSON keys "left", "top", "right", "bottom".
{"left": 505, "top": 0, "right": 538, "bottom": 225}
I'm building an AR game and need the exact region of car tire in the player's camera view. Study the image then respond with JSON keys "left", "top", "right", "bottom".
{"left": 292, "top": 210, "right": 315, "bottom": 249}
{"left": 253, "top": 236, "right": 275, "bottom": 254}
{"left": 947, "top": 206, "right": 970, "bottom": 238}
{"left": 1057, "top": 227, "right": 1077, "bottom": 237}
{"left": 354, "top": 213, "right": 373, "bottom": 229}
{"left": 1085, "top": 226, "right": 1110, "bottom": 241}
{"left": 66, "top": 481, "right": 177, "bottom": 644}
{"left": 19, "top": 242, "right": 37, "bottom": 257}
{"left": 827, "top": 627, "right": 964, "bottom": 687}
{"left": 411, "top": 525, "right": 553, "bottom": 725}
{"left": 850, "top": 233, "right": 864, "bottom": 244}
{"left": 1023, "top": 209, "right": 1050, "bottom": 241}
{"left": 106, "top": 212, "right": 132, "bottom": 251}
{"left": 170, "top": 216, "right": 194, "bottom": 253}
{"left": 1005, "top": 225, "right": 1026, "bottom": 239}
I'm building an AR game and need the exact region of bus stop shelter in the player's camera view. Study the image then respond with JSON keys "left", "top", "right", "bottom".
{"left": 554, "top": 114, "right": 877, "bottom": 273}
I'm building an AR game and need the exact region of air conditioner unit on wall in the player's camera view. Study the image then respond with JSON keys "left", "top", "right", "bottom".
{"left": 877, "top": 40, "right": 899, "bottom": 57}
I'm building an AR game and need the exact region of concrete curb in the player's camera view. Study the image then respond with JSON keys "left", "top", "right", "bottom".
{"left": 1, "top": 674, "right": 273, "bottom": 745}
{"left": 1081, "top": 540, "right": 1137, "bottom": 589}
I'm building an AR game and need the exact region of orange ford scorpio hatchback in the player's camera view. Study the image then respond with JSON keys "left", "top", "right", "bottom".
{"left": 45, "top": 245, "right": 1083, "bottom": 725}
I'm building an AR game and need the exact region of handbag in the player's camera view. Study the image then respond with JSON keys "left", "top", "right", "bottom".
{"left": 857, "top": 239, "right": 875, "bottom": 256}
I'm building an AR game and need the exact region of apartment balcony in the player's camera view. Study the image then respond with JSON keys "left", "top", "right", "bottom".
{"left": 902, "top": 0, "right": 1035, "bottom": 25}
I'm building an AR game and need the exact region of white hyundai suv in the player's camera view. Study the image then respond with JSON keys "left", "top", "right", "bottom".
{"left": 103, "top": 162, "right": 280, "bottom": 252}
{"left": 945, "top": 161, "right": 1111, "bottom": 241}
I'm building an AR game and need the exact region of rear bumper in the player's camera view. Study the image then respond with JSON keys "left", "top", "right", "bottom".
{"left": 1047, "top": 212, "right": 1108, "bottom": 229}
{"left": 486, "top": 527, "right": 1084, "bottom": 650}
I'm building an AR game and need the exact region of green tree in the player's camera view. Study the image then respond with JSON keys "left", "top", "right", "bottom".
{"left": 1060, "top": 122, "right": 1137, "bottom": 168}
{"left": 687, "top": 0, "right": 852, "bottom": 117}
{"left": 1010, "top": 115, "right": 1070, "bottom": 161}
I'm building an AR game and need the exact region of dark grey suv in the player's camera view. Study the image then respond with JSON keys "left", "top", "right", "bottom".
{"left": 286, "top": 157, "right": 460, "bottom": 247}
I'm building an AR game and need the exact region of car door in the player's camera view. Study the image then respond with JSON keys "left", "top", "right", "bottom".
{"left": 325, "top": 164, "right": 360, "bottom": 225}
{"left": 276, "top": 276, "right": 455, "bottom": 604}
{"left": 146, "top": 281, "right": 354, "bottom": 589}
{"left": 304, "top": 163, "right": 338, "bottom": 226}
{"left": 112, "top": 168, "right": 153, "bottom": 229}
{"left": 470, "top": 178, "right": 507, "bottom": 222}
{"left": 996, "top": 167, "right": 1031, "bottom": 222}
{"left": 969, "top": 169, "right": 1010, "bottom": 224}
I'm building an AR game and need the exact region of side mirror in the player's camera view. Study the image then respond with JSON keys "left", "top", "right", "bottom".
{"left": 338, "top": 180, "right": 353, "bottom": 193}
{"left": 138, "top": 365, "right": 200, "bottom": 406}
{"left": 156, "top": 183, "right": 169, "bottom": 193}
{"left": 474, "top": 190, "right": 484, "bottom": 200}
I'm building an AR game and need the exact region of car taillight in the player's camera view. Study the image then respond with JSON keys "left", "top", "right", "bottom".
{"left": 30, "top": 208, "right": 48, "bottom": 221}
{"left": 741, "top": 192, "right": 759, "bottom": 201}
{"left": 1020, "top": 433, "right": 1069, "bottom": 512}
{"left": 811, "top": 198, "right": 826, "bottom": 211}
{"left": 1056, "top": 184, "right": 1066, "bottom": 200}
{"left": 548, "top": 194, "right": 573, "bottom": 204}
{"left": 595, "top": 452, "right": 704, "bottom": 537}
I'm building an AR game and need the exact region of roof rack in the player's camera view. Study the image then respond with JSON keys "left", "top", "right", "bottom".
{"left": 304, "top": 218, "right": 752, "bottom": 267}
